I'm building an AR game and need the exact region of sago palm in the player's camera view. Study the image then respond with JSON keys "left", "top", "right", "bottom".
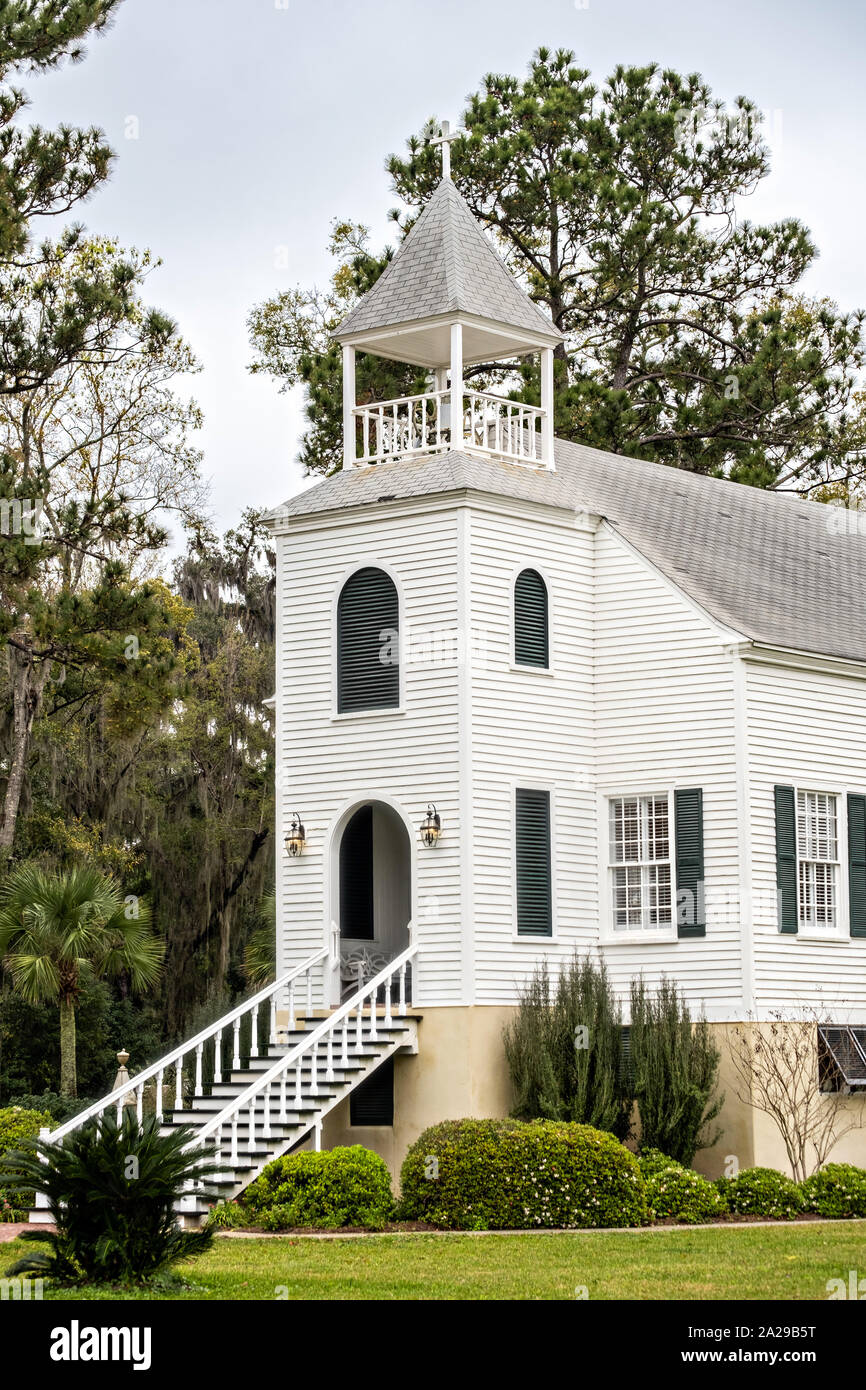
{"left": 0, "top": 863, "right": 164, "bottom": 1097}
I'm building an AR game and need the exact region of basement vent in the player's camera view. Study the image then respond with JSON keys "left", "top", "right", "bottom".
{"left": 818, "top": 1025, "right": 866, "bottom": 1090}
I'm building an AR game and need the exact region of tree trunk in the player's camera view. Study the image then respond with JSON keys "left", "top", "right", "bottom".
{"left": 0, "top": 637, "right": 49, "bottom": 855}
{"left": 59, "top": 994, "right": 77, "bottom": 1099}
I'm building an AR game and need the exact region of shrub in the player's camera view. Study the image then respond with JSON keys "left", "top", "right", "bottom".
{"left": 724, "top": 1166, "right": 804, "bottom": 1220}
{"left": 398, "top": 1118, "right": 648, "bottom": 1230}
{"left": 637, "top": 1147, "right": 684, "bottom": 1178}
{"left": 645, "top": 1165, "right": 725, "bottom": 1224}
{"left": 504, "top": 955, "right": 631, "bottom": 1138}
{"left": 1, "top": 1111, "right": 218, "bottom": 1285}
{"left": 800, "top": 1164, "right": 866, "bottom": 1218}
{"left": 242, "top": 1146, "right": 394, "bottom": 1229}
{"left": 207, "top": 1200, "right": 250, "bottom": 1230}
{"left": 0, "top": 1106, "right": 53, "bottom": 1217}
{"left": 630, "top": 976, "right": 723, "bottom": 1165}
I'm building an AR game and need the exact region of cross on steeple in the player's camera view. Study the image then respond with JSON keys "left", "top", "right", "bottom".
{"left": 432, "top": 120, "right": 458, "bottom": 179}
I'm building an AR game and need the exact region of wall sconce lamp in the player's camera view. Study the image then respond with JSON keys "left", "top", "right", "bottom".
{"left": 284, "top": 812, "right": 306, "bottom": 858}
{"left": 420, "top": 804, "right": 441, "bottom": 847}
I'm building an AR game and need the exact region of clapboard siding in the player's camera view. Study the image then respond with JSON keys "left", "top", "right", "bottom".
{"left": 470, "top": 507, "right": 596, "bottom": 1000}
{"left": 274, "top": 508, "right": 463, "bottom": 1005}
{"left": 746, "top": 660, "right": 866, "bottom": 1019}
{"left": 594, "top": 527, "right": 743, "bottom": 1018}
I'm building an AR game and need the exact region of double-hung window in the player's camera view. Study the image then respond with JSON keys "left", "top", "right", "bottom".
{"left": 796, "top": 790, "right": 838, "bottom": 929}
{"left": 609, "top": 794, "right": 673, "bottom": 930}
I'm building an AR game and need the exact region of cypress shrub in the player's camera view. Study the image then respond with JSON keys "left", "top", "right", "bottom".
{"left": 504, "top": 955, "right": 631, "bottom": 1138}
{"left": 630, "top": 976, "right": 722, "bottom": 1165}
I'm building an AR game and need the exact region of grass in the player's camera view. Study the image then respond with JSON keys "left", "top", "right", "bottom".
{"left": 3, "top": 1222, "right": 864, "bottom": 1300}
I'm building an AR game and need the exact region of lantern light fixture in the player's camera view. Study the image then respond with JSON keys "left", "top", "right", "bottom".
{"left": 284, "top": 812, "right": 306, "bottom": 858}
{"left": 420, "top": 803, "right": 441, "bottom": 847}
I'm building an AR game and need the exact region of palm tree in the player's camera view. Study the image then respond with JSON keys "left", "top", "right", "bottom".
{"left": 0, "top": 864, "right": 164, "bottom": 1097}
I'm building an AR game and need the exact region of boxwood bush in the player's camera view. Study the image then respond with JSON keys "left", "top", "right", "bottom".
{"left": 645, "top": 1165, "right": 726, "bottom": 1224}
{"left": 638, "top": 1147, "right": 684, "bottom": 1178}
{"left": 399, "top": 1118, "right": 647, "bottom": 1230}
{"left": 800, "top": 1164, "right": 866, "bottom": 1218}
{"left": 242, "top": 1146, "right": 394, "bottom": 1230}
{"left": 0, "top": 1106, "right": 53, "bottom": 1220}
{"left": 723, "top": 1166, "right": 804, "bottom": 1219}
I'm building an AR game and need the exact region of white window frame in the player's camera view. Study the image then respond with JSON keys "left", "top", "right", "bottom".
{"left": 794, "top": 786, "right": 846, "bottom": 938}
{"left": 601, "top": 790, "right": 677, "bottom": 942}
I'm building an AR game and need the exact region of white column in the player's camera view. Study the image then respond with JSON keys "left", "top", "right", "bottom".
{"left": 541, "top": 346, "right": 555, "bottom": 470}
{"left": 450, "top": 323, "right": 464, "bottom": 452}
{"left": 342, "top": 344, "right": 356, "bottom": 470}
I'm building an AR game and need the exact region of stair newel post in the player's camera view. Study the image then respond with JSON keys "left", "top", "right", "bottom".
{"left": 341, "top": 1017, "right": 349, "bottom": 1069}
{"left": 214, "top": 1029, "right": 222, "bottom": 1085}
{"left": 195, "top": 1042, "right": 204, "bottom": 1097}
{"left": 398, "top": 963, "right": 406, "bottom": 1017}
{"left": 279, "top": 1069, "right": 287, "bottom": 1124}
{"left": 231, "top": 1113, "right": 239, "bottom": 1167}
{"left": 232, "top": 1017, "right": 241, "bottom": 1071}
{"left": 251, "top": 1003, "right": 259, "bottom": 1059}
{"left": 262, "top": 1083, "right": 272, "bottom": 1139}
{"left": 294, "top": 1059, "right": 303, "bottom": 1106}
{"left": 326, "top": 1027, "right": 334, "bottom": 1083}
{"left": 175, "top": 1057, "right": 183, "bottom": 1111}
{"left": 309, "top": 1041, "right": 319, "bottom": 1096}
{"left": 156, "top": 1068, "right": 164, "bottom": 1123}
{"left": 269, "top": 992, "right": 277, "bottom": 1048}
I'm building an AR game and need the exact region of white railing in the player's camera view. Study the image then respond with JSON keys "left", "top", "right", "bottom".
{"left": 185, "top": 939, "right": 418, "bottom": 1170}
{"left": 352, "top": 389, "right": 545, "bottom": 466}
{"left": 43, "top": 947, "right": 329, "bottom": 1144}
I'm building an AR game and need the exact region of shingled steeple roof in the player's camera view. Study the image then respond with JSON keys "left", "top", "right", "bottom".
{"left": 334, "top": 178, "right": 563, "bottom": 354}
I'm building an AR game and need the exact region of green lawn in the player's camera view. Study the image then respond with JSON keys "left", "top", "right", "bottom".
{"left": 4, "top": 1222, "right": 865, "bottom": 1300}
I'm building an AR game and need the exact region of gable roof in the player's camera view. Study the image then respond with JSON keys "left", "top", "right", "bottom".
{"left": 270, "top": 440, "right": 866, "bottom": 666}
{"left": 333, "top": 178, "right": 563, "bottom": 345}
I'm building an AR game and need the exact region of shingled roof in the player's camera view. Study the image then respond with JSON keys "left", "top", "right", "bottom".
{"left": 270, "top": 441, "right": 866, "bottom": 666}
{"left": 333, "top": 178, "right": 563, "bottom": 344}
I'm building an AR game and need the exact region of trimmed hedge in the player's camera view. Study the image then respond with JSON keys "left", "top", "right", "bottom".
{"left": 242, "top": 1146, "right": 394, "bottom": 1229}
{"left": 638, "top": 1147, "right": 684, "bottom": 1178}
{"left": 721, "top": 1166, "right": 804, "bottom": 1220}
{"left": 801, "top": 1164, "right": 866, "bottom": 1218}
{"left": 645, "top": 1165, "right": 726, "bottom": 1224}
{"left": 399, "top": 1118, "right": 648, "bottom": 1230}
{"left": 0, "top": 1106, "right": 53, "bottom": 1220}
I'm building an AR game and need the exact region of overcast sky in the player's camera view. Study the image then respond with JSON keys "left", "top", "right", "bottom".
{"left": 22, "top": 0, "right": 866, "bottom": 538}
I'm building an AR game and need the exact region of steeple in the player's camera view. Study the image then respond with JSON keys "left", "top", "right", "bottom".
{"left": 334, "top": 135, "right": 563, "bottom": 472}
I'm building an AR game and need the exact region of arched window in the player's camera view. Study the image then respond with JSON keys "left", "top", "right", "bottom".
{"left": 514, "top": 568, "right": 549, "bottom": 668}
{"left": 337, "top": 567, "right": 400, "bottom": 713}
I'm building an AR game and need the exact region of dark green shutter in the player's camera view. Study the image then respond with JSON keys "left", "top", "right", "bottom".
{"left": 675, "top": 788, "right": 705, "bottom": 938}
{"left": 516, "top": 787, "right": 552, "bottom": 936}
{"left": 514, "top": 569, "right": 549, "bottom": 668}
{"left": 350, "top": 1057, "right": 394, "bottom": 1126}
{"left": 848, "top": 794, "right": 866, "bottom": 938}
{"left": 619, "top": 1025, "right": 635, "bottom": 1091}
{"left": 774, "top": 785, "right": 798, "bottom": 934}
{"left": 340, "top": 805, "right": 374, "bottom": 940}
{"left": 337, "top": 567, "right": 399, "bottom": 713}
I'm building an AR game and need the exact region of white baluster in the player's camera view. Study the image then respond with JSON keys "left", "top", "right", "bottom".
{"left": 136, "top": 1084, "right": 143, "bottom": 1124}
{"left": 230, "top": 1113, "right": 239, "bottom": 1167}
{"left": 309, "top": 1041, "right": 319, "bottom": 1095}
{"left": 399, "top": 963, "right": 407, "bottom": 1016}
{"left": 369, "top": 987, "right": 378, "bottom": 1042}
{"left": 195, "top": 1042, "right": 204, "bottom": 1097}
{"left": 355, "top": 999, "right": 363, "bottom": 1052}
{"left": 378, "top": 405, "right": 384, "bottom": 459}
{"left": 326, "top": 1028, "right": 334, "bottom": 1082}
{"left": 233, "top": 1017, "right": 241, "bottom": 1070}
{"left": 288, "top": 982, "right": 295, "bottom": 1033}
{"left": 262, "top": 1084, "right": 272, "bottom": 1139}
{"left": 295, "top": 1060, "right": 303, "bottom": 1106}
{"left": 156, "top": 1068, "right": 164, "bottom": 1123}
{"left": 341, "top": 1017, "right": 349, "bottom": 1068}
{"left": 306, "top": 968, "right": 313, "bottom": 1017}
{"left": 214, "top": 1030, "right": 222, "bottom": 1085}
{"left": 251, "top": 1004, "right": 259, "bottom": 1059}
{"left": 249, "top": 1095, "right": 257, "bottom": 1147}
{"left": 175, "top": 1058, "right": 183, "bottom": 1111}
{"left": 384, "top": 970, "right": 393, "bottom": 1027}
{"left": 363, "top": 409, "right": 370, "bottom": 461}
{"left": 279, "top": 1070, "right": 288, "bottom": 1123}
{"left": 115, "top": 1097, "right": 122, "bottom": 1125}
{"left": 215, "top": 1123, "right": 223, "bottom": 1164}
{"left": 269, "top": 993, "right": 277, "bottom": 1047}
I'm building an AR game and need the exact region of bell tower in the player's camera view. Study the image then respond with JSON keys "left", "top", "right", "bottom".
{"left": 334, "top": 125, "right": 564, "bottom": 472}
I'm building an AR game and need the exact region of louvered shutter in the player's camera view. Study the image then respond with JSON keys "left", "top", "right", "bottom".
{"left": 337, "top": 568, "right": 399, "bottom": 713}
{"left": 350, "top": 1057, "right": 394, "bottom": 1126}
{"left": 774, "top": 785, "right": 798, "bottom": 934}
{"left": 340, "top": 805, "right": 374, "bottom": 940}
{"left": 516, "top": 787, "right": 552, "bottom": 936}
{"left": 848, "top": 794, "right": 866, "bottom": 938}
{"left": 514, "top": 569, "right": 549, "bottom": 668}
{"left": 675, "top": 788, "right": 706, "bottom": 939}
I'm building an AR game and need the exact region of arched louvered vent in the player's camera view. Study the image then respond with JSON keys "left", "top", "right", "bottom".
{"left": 514, "top": 568, "right": 549, "bottom": 668}
{"left": 337, "top": 567, "right": 400, "bottom": 713}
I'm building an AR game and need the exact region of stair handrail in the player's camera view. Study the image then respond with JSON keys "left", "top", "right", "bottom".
{"left": 46, "top": 946, "right": 329, "bottom": 1144}
{"left": 186, "top": 937, "right": 417, "bottom": 1155}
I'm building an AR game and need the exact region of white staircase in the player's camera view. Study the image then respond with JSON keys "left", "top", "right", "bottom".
{"left": 32, "top": 940, "right": 419, "bottom": 1227}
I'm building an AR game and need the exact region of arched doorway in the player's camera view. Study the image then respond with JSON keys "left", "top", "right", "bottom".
{"left": 333, "top": 800, "right": 411, "bottom": 1002}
